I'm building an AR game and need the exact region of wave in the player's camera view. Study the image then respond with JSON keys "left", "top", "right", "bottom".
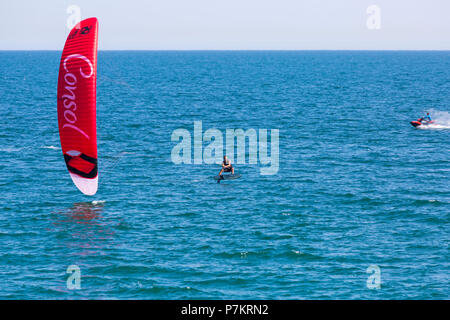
{"left": 0, "top": 147, "right": 22, "bottom": 152}
{"left": 42, "top": 145, "right": 59, "bottom": 150}
{"left": 0, "top": 145, "right": 59, "bottom": 152}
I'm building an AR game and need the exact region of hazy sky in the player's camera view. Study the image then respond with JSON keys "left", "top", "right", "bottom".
{"left": 1, "top": 0, "right": 449, "bottom": 50}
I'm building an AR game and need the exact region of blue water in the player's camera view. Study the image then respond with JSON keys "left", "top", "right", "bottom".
{"left": 0, "top": 51, "right": 449, "bottom": 299}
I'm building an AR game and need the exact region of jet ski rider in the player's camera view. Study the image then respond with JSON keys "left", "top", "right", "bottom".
{"left": 421, "top": 112, "right": 432, "bottom": 123}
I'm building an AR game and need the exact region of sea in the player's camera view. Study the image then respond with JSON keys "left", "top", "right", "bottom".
{"left": 0, "top": 51, "right": 448, "bottom": 299}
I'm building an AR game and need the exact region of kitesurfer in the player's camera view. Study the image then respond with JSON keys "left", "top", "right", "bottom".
{"left": 218, "top": 155, "right": 234, "bottom": 177}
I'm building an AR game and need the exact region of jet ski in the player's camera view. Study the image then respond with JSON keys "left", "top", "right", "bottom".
{"left": 410, "top": 118, "right": 434, "bottom": 127}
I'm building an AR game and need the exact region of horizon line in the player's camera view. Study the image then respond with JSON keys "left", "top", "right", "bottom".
{"left": 1, "top": 49, "right": 450, "bottom": 52}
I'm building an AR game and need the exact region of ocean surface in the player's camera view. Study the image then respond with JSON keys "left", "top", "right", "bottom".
{"left": 0, "top": 51, "right": 449, "bottom": 299}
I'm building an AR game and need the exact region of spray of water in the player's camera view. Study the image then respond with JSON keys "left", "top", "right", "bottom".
{"left": 417, "top": 109, "right": 450, "bottom": 130}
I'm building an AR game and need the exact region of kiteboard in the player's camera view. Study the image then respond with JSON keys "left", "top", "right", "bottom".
{"left": 214, "top": 174, "right": 241, "bottom": 182}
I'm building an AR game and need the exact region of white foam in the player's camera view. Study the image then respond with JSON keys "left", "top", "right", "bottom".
{"left": 419, "top": 109, "right": 450, "bottom": 129}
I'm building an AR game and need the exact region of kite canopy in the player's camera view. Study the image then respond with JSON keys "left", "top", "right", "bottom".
{"left": 57, "top": 18, "right": 99, "bottom": 195}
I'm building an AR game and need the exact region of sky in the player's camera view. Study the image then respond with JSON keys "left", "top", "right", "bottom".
{"left": 1, "top": 0, "right": 449, "bottom": 50}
